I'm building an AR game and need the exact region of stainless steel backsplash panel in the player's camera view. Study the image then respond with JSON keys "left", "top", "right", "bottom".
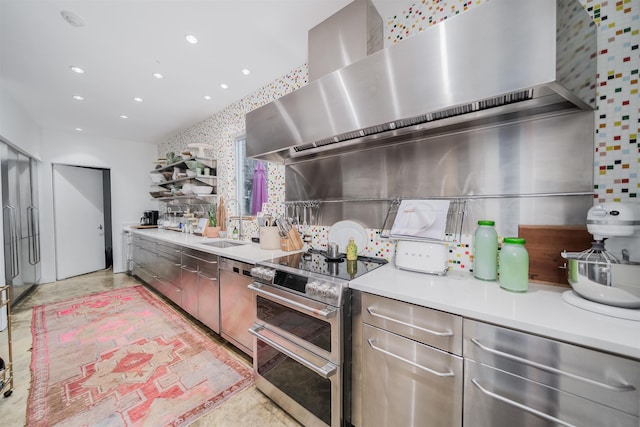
{"left": 285, "top": 111, "right": 594, "bottom": 236}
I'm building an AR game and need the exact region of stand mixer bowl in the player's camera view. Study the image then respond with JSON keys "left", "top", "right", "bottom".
{"left": 562, "top": 252, "right": 640, "bottom": 308}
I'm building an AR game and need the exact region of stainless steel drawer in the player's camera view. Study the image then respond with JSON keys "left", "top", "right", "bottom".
{"left": 155, "top": 248, "right": 181, "bottom": 287}
{"left": 361, "top": 292, "right": 462, "bottom": 355}
{"left": 362, "top": 323, "right": 463, "bottom": 427}
{"left": 155, "top": 276, "right": 182, "bottom": 306}
{"left": 133, "top": 245, "right": 155, "bottom": 269}
{"left": 131, "top": 262, "right": 155, "bottom": 285}
{"left": 156, "top": 241, "right": 181, "bottom": 258}
{"left": 182, "top": 248, "right": 218, "bottom": 276}
{"left": 132, "top": 234, "right": 156, "bottom": 247}
{"left": 464, "top": 358, "right": 638, "bottom": 427}
{"left": 464, "top": 319, "right": 640, "bottom": 417}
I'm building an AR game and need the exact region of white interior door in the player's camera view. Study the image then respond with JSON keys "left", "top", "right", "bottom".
{"left": 53, "top": 165, "right": 105, "bottom": 280}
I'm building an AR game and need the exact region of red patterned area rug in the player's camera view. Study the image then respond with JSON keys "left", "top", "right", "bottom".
{"left": 27, "top": 286, "right": 253, "bottom": 426}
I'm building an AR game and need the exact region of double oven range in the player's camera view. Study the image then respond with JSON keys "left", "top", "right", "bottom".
{"left": 249, "top": 249, "right": 386, "bottom": 427}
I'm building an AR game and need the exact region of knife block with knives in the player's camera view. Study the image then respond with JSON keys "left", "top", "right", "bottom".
{"left": 275, "top": 216, "right": 303, "bottom": 251}
{"left": 281, "top": 228, "right": 303, "bottom": 251}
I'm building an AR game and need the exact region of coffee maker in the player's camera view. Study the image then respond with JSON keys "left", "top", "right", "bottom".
{"left": 140, "top": 210, "right": 159, "bottom": 226}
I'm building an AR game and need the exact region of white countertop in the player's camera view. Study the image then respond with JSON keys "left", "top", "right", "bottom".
{"left": 349, "top": 262, "right": 640, "bottom": 360}
{"left": 126, "top": 227, "right": 297, "bottom": 264}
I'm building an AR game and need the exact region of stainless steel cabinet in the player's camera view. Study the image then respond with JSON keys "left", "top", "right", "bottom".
{"left": 219, "top": 257, "right": 254, "bottom": 356}
{"left": 130, "top": 234, "right": 156, "bottom": 284}
{"left": 358, "top": 292, "right": 463, "bottom": 427}
{"left": 463, "top": 319, "right": 640, "bottom": 427}
{"left": 154, "top": 241, "right": 182, "bottom": 306}
{"left": 131, "top": 235, "right": 182, "bottom": 306}
{"left": 180, "top": 251, "right": 200, "bottom": 317}
{"left": 182, "top": 248, "right": 219, "bottom": 333}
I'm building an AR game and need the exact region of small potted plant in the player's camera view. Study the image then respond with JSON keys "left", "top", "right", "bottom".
{"left": 205, "top": 205, "right": 221, "bottom": 237}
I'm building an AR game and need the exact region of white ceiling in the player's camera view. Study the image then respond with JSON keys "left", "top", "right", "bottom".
{"left": 0, "top": 0, "right": 413, "bottom": 144}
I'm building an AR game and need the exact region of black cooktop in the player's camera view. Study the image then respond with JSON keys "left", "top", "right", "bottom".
{"left": 265, "top": 248, "right": 387, "bottom": 281}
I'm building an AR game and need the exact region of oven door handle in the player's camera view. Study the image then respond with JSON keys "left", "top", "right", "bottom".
{"left": 249, "top": 283, "right": 337, "bottom": 319}
{"left": 249, "top": 325, "right": 337, "bottom": 379}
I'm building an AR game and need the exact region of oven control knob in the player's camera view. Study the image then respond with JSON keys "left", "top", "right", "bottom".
{"left": 305, "top": 280, "right": 321, "bottom": 296}
{"left": 262, "top": 268, "right": 276, "bottom": 280}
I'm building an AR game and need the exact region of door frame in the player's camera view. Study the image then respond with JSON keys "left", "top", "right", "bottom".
{"left": 52, "top": 164, "right": 113, "bottom": 278}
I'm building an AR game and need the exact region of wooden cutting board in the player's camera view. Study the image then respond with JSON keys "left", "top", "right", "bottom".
{"left": 518, "top": 225, "right": 593, "bottom": 287}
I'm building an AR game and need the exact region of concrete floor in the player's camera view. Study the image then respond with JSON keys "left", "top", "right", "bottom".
{"left": 0, "top": 270, "right": 300, "bottom": 426}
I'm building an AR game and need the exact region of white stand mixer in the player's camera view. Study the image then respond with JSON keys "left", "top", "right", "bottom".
{"left": 587, "top": 202, "right": 640, "bottom": 261}
{"left": 561, "top": 202, "right": 640, "bottom": 318}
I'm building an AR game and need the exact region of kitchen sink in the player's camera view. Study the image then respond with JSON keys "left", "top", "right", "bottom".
{"left": 201, "top": 240, "right": 248, "bottom": 249}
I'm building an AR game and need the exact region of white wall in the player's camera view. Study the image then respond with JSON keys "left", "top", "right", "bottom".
{"left": 40, "top": 129, "right": 158, "bottom": 282}
{"left": 0, "top": 86, "right": 42, "bottom": 159}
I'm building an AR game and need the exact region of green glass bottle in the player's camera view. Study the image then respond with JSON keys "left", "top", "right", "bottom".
{"left": 346, "top": 238, "right": 358, "bottom": 261}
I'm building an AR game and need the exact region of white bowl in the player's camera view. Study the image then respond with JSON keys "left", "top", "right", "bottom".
{"left": 181, "top": 183, "right": 193, "bottom": 194}
{"left": 149, "top": 173, "right": 165, "bottom": 184}
{"left": 193, "top": 186, "right": 213, "bottom": 195}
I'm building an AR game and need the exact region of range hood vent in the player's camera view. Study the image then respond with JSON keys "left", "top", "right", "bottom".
{"left": 293, "top": 89, "right": 534, "bottom": 154}
{"left": 247, "top": 0, "right": 596, "bottom": 163}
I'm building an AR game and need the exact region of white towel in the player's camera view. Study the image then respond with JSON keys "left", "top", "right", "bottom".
{"left": 390, "top": 200, "right": 450, "bottom": 240}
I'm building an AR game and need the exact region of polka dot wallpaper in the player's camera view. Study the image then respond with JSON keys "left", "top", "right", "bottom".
{"left": 157, "top": 0, "right": 638, "bottom": 272}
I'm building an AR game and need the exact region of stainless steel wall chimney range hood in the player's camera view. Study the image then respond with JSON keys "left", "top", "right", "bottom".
{"left": 246, "top": 0, "right": 596, "bottom": 163}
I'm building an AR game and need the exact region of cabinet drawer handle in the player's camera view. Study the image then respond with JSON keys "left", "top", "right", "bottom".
{"left": 157, "top": 253, "right": 180, "bottom": 264}
{"left": 183, "top": 252, "right": 218, "bottom": 264}
{"left": 366, "top": 307, "right": 453, "bottom": 337}
{"left": 198, "top": 272, "right": 218, "bottom": 281}
{"left": 367, "top": 338, "right": 455, "bottom": 378}
{"left": 471, "top": 378, "right": 576, "bottom": 427}
{"left": 181, "top": 265, "right": 198, "bottom": 273}
{"left": 471, "top": 338, "right": 635, "bottom": 392}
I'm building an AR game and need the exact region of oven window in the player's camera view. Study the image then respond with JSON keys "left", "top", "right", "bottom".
{"left": 257, "top": 296, "right": 332, "bottom": 353}
{"left": 256, "top": 338, "right": 332, "bottom": 425}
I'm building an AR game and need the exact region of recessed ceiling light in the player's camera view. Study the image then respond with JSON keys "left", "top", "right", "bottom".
{"left": 60, "top": 10, "right": 85, "bottom": 27}
{"left": 120, "top": 115, "right": 128, "bottom": 119}
{"left": 70, "top": 66, "right": 85, "bottom": 74}
{"left": 133, "top": 97, "right": 143, "bottom": 102}
{"left": 185, "top": 34, "right": 198, "bottom": 44}
{"left": 152, "top": 72, "right": 164, "bottom": 79}
{"left": 220, "top": 83, "right": 229, "bottom": 89}
{"left": 72, "top": 95, "right": 84, "bottom": 101}
{"left": 75, "top": 127, "right": 83, "bottom": 131}
{"left": 204, "top": 95, "right": 212, "bottom": 100}
{"left": 241, "top": 68, "right": 251, "bottom": 76}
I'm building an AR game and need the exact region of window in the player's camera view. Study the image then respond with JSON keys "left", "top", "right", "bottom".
{"left": 235, "top": 135, "right": 267, "bottom": 215}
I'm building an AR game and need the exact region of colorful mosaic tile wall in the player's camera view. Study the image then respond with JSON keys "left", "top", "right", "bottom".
{"left": 585, "top": 0, "right": 639, "bottom": 202}
{"left": 157, "top": 0, "right": 638, "bottom": 272}
{"left": 158, "top": 65, "right": 307, "bottom": 230}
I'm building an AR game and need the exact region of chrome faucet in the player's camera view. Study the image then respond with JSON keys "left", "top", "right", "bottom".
{"left": 227, "top": 198, "right": 243, "bottom": 240}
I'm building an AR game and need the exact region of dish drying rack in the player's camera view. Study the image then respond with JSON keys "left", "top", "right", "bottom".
{"left": 379, "top": 198, "right": 468, "bottom": 242}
